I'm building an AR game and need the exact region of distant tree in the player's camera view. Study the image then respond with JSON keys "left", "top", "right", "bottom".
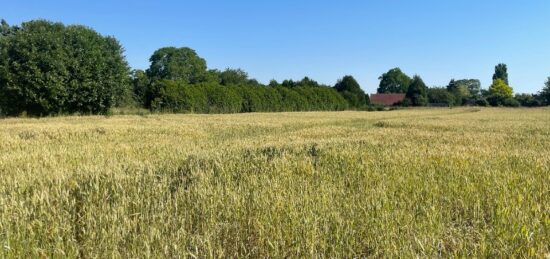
{"left": 297, "top": 77, "right": 320, "bottom": 87}
{"left": 447, "top": 79, "right": 481, "bottom": 105}
{"left": 446, "top": 79, "right": 469, "bottom": 105}
{"left": 268, "top": 79, "right": 279, "bottom": 87}
{"left": 492, "top": 63, "right": 509, "bottom": 85}
{"left": 334, "top": 75, "right": 367, "bottom": 108}
{"left": 246, "top": 78, "right": 263, "bottom": 87}
{"left": 281, "top": 79, "right": 297, "bottom": 88}
{"left": 502, "top": 97, "right": 520, "bottom": 107}
{"left": 405, "top": 75, "right": 428, "bottom": 106}
{"left": 219, "top": 68, "right": 248, "bottom": 86}
{"left": 489, "top": 79, "right": 513, "bottom": 98}
{"left": 475, "top": 98, "right": 489, "bottom": 107}
{"left": 514, "top": 93, "right": 542, "bottom": 107}
{"left": 377, "top": 68, "right": 412, "bottom": 93}
{"left": 1, "top": 19, "right": 11, "bottom": 36}
{"left": 204, "top": 69, "right": 222, "bottom": 84}
{"left": 487, "top": 79, "right": 513, "bottom": 106}
{"left": 454, "top": 79, "right": 481, "bottom": 99}
{"left": 539, "top": 77, "right": 550, "bottom": 105}
{"left": 131, "top": 69, "right": 150, "bottom": 106}
{"left": 463, "top": 79, "right": 482, "bottom": 97}
{"left": 147, "top": 47, "right": 207, "bottom": 84}
{"left": 427, "top": 87, "right": 455, "bottom": 106}
{"left": 0, "top": 20, "right": 130, "bottom": 116}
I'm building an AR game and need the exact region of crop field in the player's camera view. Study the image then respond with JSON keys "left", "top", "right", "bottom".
{"left": 0, "top": 108, "right": 549, "bottom": 257}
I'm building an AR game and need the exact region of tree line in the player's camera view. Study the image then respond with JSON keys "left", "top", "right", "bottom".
{"left": 133, "top": 47, "right": 361, "bottom": 113}
{"left": 1, "top": 19, "right": 549, "bottom": 116}
{"left": 377, "top": 64, "right": 550, "bottom": 107}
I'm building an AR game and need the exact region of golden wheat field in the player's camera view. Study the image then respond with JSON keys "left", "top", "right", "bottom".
{"left": 0, "top": 108, "right": 549, "bottom": 257}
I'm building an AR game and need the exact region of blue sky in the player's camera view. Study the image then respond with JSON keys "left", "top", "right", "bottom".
{"left": 3, "top": 0, "right": 550, "bottom": 93}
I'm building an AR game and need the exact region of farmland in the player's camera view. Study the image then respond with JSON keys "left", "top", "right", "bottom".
{"left": 0, "top": 108, "right": 549, "bottom": 257}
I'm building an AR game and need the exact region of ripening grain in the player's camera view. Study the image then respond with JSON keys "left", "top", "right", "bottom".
{"left": 0, "top": 108, "right": 549, "bottom": 257}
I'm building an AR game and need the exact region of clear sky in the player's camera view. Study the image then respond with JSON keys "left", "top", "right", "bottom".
{"left": 3, "top": 0, "right": 550, "bottom": 93}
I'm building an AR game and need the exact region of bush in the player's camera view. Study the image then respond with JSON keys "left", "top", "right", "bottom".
{"left": 366, "top": 104, "right": 385, "bottom": 111}
{"left": 427, "top": 87, "right": 455, "bottom": 106}
{"left": 399, "top": 98, "right": 412, "bottom": 107}
{"left": 503, "top": 97, "right": 520, "bottom": 107}
{"left": 475, "top": 98, "right": 489, "bottom": 107}
{"left": 514, "top": 93, "right": 542, "bottom": 107}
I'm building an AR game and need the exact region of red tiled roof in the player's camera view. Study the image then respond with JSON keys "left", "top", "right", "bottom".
{"left": 370, "top": 94, "right": 406, "bottom": 106}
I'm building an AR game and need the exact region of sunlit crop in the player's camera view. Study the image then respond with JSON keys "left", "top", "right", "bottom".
{"left": 1, "top": 108, "right": 549, "bottom": 257}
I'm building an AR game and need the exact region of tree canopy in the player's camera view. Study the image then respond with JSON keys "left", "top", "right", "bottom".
{"left": 0, "top": 19, "right": 130, "bottom": 116}
{"left": 1, "top": 19, "right": 549, "bottom": 116}
{"left": 428, "top": 87, "right": 455, "bottom": 106}
{"left": 406, "top": 75, "right": 428, "bottom": 106}
{"left": 147, "top": 47, "right": 208, "bottom": 84}
{"left": 377, "top": 68, "right": 411, "bottom": 93}
{"left": 446, "top": 79, "right": 472, "bottom": 105}
{"left": 334, "top": 75, "right": 368, "bottom": 108}
{"left": 0, "top": 19, "right": 14, "bottom": 37}
{"left": 131, "top": 69, "right": 150, "bottom": 106}
{"left": 493, "top": 63, "right": 509, "bottom": 85}
{"left": 487, "top": 79, "right": 514, "bottom": 106}
{"left": 489, "top": 79, "right": 513, "bottom": 98}
{"left": 219, "top": 68, "right": 249, "bottom": 86}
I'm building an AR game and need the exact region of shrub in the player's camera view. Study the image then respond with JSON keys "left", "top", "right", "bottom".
{"left": 514, "top": 93, "right": 542, "bottom": 107}
{"left": 428, "top": 87, "right": 455, "bottom": 106}
{"left": 475, "top": 98, "right": 489, "bottom": 107}
{"left": 367, "top": 104, "right": 385, "bottom": 111}
{"left": 503, "top": 97, "right": 520, "bottom": 107}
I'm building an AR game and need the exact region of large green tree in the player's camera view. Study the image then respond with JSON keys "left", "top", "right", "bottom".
{"left": 406, "top": 75, "right": 428, "bottom": 106}
{"left": 493, "top": 63, "right": 509, "bottom": 85}
{"left": 147, "top": 47, "right": 207, "bottom": 84}
{"left": 0, "top": 20, "right": 130, "bottom": 116}
{"left": 334, "top": 75, "right": 367, "bottom": 108}
{"left": 377, "top": 68, "right": 412, "bottom": 93}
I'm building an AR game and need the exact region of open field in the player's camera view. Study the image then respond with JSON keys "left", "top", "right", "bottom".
{"left": 0, "top": 108, "right": 549, "bottom": 257}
